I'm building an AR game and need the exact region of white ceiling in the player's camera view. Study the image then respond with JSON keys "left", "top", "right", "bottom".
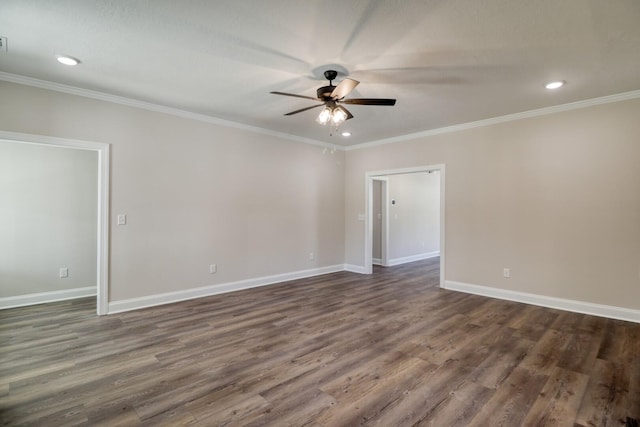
{"left": 1, "top": 0, "right": 639, "bottom": 146}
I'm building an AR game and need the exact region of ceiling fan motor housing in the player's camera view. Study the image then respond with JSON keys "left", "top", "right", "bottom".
{"left": 317, "top": 85, "right": 336, "bottom": 100}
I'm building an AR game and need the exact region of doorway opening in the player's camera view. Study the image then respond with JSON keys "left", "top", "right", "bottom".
{"left": 0, "top": 131, "right": 110, "bottom": 315}
{"left": 371, "top": 177, "right": 388, "bottom": 267}
{"left": 364, "top": 165, "right": 445, "bottom": 287}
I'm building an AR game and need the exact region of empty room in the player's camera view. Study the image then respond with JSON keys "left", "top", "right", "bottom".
{"left": 1, "top": 1, "right": 639, "bottom": 425}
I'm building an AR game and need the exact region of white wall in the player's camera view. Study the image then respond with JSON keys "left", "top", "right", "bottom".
{"left": 345, "top": 97, "right": 640, "bottom": 312}
{"left": 0, "top": 140, "right": 98, "bottom": 298}
{"left": 2, "top": 78, "right": 639, "bottom": 319}
{"left": 0, "top": 81, "right": 345, "bottom": 308}
{"left": 387, "top": 172, "right": 440, "bottom": 263}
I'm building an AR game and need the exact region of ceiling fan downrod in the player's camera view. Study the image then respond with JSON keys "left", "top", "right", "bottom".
{"left": 318, "top": 70, "right": 339, "bottom": 100}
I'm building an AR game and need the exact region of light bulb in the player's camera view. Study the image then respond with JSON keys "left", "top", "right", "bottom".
{"left": 316, "top": 107, "right": 331, "bottom": 125}
{"left": 331, "top": 107, "right": 347, "bottom": 125}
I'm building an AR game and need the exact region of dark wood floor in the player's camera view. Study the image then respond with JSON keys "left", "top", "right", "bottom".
{"left": 1, "top": 258, "right": 639, "bottom": 426}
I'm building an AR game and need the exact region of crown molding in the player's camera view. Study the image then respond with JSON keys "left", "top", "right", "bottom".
{"left": 345, "top": 89, "right": 640, "bottom": 151}
{"left": 2, "top": 71, "right": 638, "bottom": 153}
{"left": 0, "top": 71, "right": 333, "bottom": 149}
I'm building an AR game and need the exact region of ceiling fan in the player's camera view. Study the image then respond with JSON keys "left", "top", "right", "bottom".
{"left": 270, "top": 70, "right": 396, "bottom": 126}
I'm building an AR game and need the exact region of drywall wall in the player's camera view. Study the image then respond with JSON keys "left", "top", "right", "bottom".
{"left": 0, "top": 81, "right": 345, "bottom": 304}
{"left": 345, "top": 97, "right": 640, "bottom": 311}
{"left": 387, "top": 172, "right": 440, "bottom": 262}
{"left": 2, "top": 78, "right": 639, "bottom": 316}
{"left": 0, "top": 140, "right": 98, "bottom": 298}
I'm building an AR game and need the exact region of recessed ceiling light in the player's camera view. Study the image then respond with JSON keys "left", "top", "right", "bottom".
{"left": 545, "top": 80, "right": 565, "bottom": 90}
{"left": 56, "top": 55, "right": 80, "bottom": 66}
{"left": 341, "top": 132, "right": 351, "bottom": 137}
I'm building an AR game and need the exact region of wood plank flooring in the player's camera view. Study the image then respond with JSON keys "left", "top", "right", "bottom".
{"left": 1, "top": 258, "right": 639, "bottom": 426}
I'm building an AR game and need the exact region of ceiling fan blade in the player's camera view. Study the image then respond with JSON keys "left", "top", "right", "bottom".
{"left": 270, "top": 91, "right": 320, "bottom": 101}
{"left": 342, "top": 98, "right": 396, "bottom": 106}
{"left": 284, "top": 104, "right": 325, "bottom": 116}
{"left": 330, "top": 78, "right": 359, "bottom": 100}
{"left": 340, "top": 106, "right": 354, "bottom": 120}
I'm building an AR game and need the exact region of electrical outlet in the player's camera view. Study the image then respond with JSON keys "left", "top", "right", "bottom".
{"left": 309, "top": 252, "right": 315, "bottom": 261}
{"left": 117, "top": 214, "right": 126, "bottom": 225}
{"left": 503, "top": 268, "right": 511, "bottom": 278}
{"left": 59, "top": 267, "right": 68, "bottom": 278}
{"left": 209, "top": 264, "right": 217, "bottom": 274}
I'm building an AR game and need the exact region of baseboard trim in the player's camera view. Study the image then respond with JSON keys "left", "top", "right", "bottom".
{"left": 387, "top": 251, "right": 440, "bottom": 267}
{"left": 108, "top": 264, "right": 345, "bottom": 314}
{"left": 372, "top": 258, "right": 382, "bottom": 266}
{"left": 0, "top": 287, "right": 97, "bottom": 310}
{"left": 443, "top": 280, "right": 640, "bottom": 324}
{"left": 344, "top": 264, "right": 368, "bottom": 274}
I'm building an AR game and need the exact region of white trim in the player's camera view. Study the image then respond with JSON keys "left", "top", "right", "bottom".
{"left": 443, "top": 280, "right": 640, "bottom": 324}
{"left": 0, "top": 287, "right": 96, "bottom": 310}
{"left": 372, "top": 258, "right": 383, "bottom": 266}
{"left": 108, "top": 264, "right": 344, "bottom": 314}
{"left": 371, "top": 177, "right": 389, "bottom": 267}
{"left": 344, "top": 264, "right": 367, "bottom": 274}
{"left": 4, "top": 72, "right": 639, "bottom": 154}
{"left": 439, "top": 168, "right": 446, "bottom": 289}
{"left": 0, "top": 131, "right": 110, "bottom": 315}
{"left": 345, "top": 89, "right": 640, "bottom": 151}
{"left": 0, "top": 71, "right": 332, "bottom": 149}
{"left": 387, "top": 251, "right": 440, "bottom": 267}
{"left": 0, "top": 130, "right": 106, "bottom": 150}
{"left": 96, "top": 144, "right": 110, "bottom": 315}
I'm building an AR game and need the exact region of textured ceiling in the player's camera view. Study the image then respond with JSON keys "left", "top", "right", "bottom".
{"left": 1, "top": 0, "right": 640, "bottom": 146}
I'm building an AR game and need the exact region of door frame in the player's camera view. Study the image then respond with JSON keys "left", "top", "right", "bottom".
{"left": 371, "top": 177, "right": 389, "bottom": 267}
{"left": 364, "top": 164, "right": 445, "bottom": 287}
{"left": 0, "top": 131, "right": 110, "bottom": 315}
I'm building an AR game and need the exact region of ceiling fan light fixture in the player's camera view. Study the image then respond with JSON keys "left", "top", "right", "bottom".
{"left": 272, "top": 69, "right": 395, "bottom": 131}
{"left": 316, "top": 107, "right": 332, "bottom": 125}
